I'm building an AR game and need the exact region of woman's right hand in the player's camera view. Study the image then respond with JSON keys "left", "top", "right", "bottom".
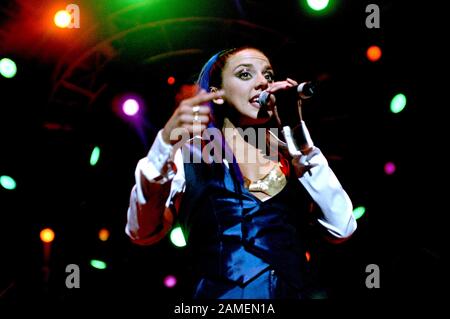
{"left": 162, "top": 89, "right": 225, "bottom": 145}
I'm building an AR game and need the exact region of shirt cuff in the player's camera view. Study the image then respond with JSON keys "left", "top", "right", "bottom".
{"left": 135, "top": 130, "right": 176, "bottom": 203}
{"left": 147, "top": 129, "right": 173, "bottom": 171}
{"left": 282, "top": 121, "right": 314, "bottom": 156}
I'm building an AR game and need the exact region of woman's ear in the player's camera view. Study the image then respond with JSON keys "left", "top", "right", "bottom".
{"left": 210, "top": 87, "right": 224, "bottom": 105}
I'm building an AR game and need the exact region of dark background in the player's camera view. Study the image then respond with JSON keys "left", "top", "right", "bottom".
{"left": 0, "top": 0, "right": 445, "bottom": 309}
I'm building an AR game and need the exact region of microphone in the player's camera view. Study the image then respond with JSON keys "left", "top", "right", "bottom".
{"left": 258, "top": 81, "right": 316, "bottom": 109}
{"left": 258, "top": 81, "right": 317, "bottom": 157}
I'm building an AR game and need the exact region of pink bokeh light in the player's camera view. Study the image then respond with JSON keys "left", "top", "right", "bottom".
{"left": 384, "top": 162, "right": 396, "bottom": 175}
{"left": 122, "top": 98, "right": 139, "bottom": 116}
{"left": 163, "top": 275, "right": 177, "bottom": 288}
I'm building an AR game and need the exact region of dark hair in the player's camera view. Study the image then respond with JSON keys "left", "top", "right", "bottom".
{"left": 196, "top": 46, "right": 269, "bottom": 128}
{"left": 197, "top": 48, "right": 237, "bottom": 91}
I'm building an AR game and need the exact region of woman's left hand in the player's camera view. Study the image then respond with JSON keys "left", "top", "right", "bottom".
{"left": 262, "top": 78, "right": 299, "bottom": 126}
{"left": 266, "top": 78, "right": 298, "bottom": 94}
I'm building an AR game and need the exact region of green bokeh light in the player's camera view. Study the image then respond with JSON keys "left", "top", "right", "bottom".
{"left": 0, "top": 175, "right": 17, "bottom": 190}
{"left": 170, "top": 226, "right": 186, "bottom": 247}
{"left": 353, "top": 206, "right": 366, "bottom": 220}
{"left": 301, "top": 0, "right": 336, "bottom": 16}
{"left": 306, "top": 0, "right": 330, "bottom": 11}
{"left": 0, "top": 58, "right": 17, "bottom": 78}
{"left": 390, "top": 93, "right": 407, "bottom": 114}
{"left": 90, "top": 146, "right": 101, "bottom": 166}
{"left": 90, "top": 259, "right": 107, "bottom": 270}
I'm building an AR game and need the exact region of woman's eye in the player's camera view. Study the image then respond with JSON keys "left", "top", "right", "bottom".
{"left": 238, "top": 71, "right": 252, "bottom": 80}
{"left": 265, "top": 73, "right": 274, "bottom": 82}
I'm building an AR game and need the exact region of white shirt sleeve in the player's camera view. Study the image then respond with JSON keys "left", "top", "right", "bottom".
{"left": 125, "top": 130, "right": 186, "bottom": 244}
{"left": 296, "top": 147, "right": 357, "bottom": 239}
{"left": 284, "top": 122, "right": 356, "bottom": 239}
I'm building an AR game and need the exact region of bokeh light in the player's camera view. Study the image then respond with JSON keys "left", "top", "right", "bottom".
{"left": 352, "top": 206, "right": 366, "bottom": 220}
{"left": 98, "top": 228, "right": 110, "bottom": 241}
{"left": 0, "top": 58, "right": 17, "bottom": 78}
{"left": 167, "top": 76, "right": 176, "bottom": 85}
{"left": 40, "top": 228, "right": 55, "bottom": 243}
{"left": 0, "top": 175, "right": 17, "bottom": 190}
{"left": 384, "top": 162, "right": 396, "bottom": 175}
{"left": 54, "top": 10, "right": 71, "bottom": 28}
{"left": 306, "top": 0, "right": 330, "bottom": 11}
{"left": 163, "top": 275, "right": 177, "bottom": 288}
{"left": 122, "top": 98, "right": 140, "bottom": 116}
{"left": 366, "top": 45, "right": 382, "bottom": 62}
{"left": 90, "top": 146, "right": 101, "bottom": 166}
{"left": 170, "top": 226, "right": 187, "bottom": 247}
{"left": 90, "top": 259, "right": 107, "bottom": 270}
{"left": 390, "top": 93, "right": 407, "bottom": 113}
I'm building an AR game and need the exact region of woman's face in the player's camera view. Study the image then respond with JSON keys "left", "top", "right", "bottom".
{"left": 220, "top": 49, "right": 274, "bottom": 126}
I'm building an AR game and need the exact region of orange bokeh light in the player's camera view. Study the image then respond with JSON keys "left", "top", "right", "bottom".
{"left": 305, "top": 251, "right": 311, "bottom": 262}
{"left": 40, "top": 228, "right": 55, "bottom": 243}
{"left": 99, "top": 228, "right": 110, "bottom": 241}
{"left": 366, "top": 45, "right": 382, "bottom": 62}
{"left": 54, "top": 10, "right": 71, "bottom": 28}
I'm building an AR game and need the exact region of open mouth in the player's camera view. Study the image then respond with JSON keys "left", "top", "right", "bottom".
{"left": 249, "top": 95, "right": 261, "bottom": 108}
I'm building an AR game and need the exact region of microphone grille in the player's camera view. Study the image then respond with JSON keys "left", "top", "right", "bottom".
{"left": 258, "top": 91, "right": 272, "bottom": 108}
{"left": 298, "top": 81, "right": 316, "bottom": 99}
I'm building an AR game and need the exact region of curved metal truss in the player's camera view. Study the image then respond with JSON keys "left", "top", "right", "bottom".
{"left": 49, "top": 15, "right": 291, "bottom": 112}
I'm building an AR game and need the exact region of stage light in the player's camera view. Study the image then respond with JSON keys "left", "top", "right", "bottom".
{"left": 98, "top": 228, "right": 110, "bottom": 241}
{"left": 122, "top": 98, "right": 140, "bottom": 116}
{"left": 54, "top": 10, "right": 71, "bottom": 28}
{"left": 301, "top": 0, "right": 336, "bottom": 16}
{"left": 40, "top": 228, "right": 55, "bottom": 243}
{"left": 0, "top": 58, "right": 17, "bottom": 79}
{"left": 90, "top": 259, "right": 107, "bottom": 270}
{"left": 366, "top": 45, "right": 382, "bottom": 62}
{"left": 170, "top": 226, "right": 186, "bottom": 247}
{"left": 390, "top": 93, "right": 407, "bottom": 113}
{"left": 305, "top": 251, "right": 311, "bottom": 262}
{"left": 353, "top": 206, "right": 366, "bottom": 220}
{"left": 306, "top": 0, "right": 330, "bottom": 12}
{"left": 384, "top": 162, "right": 396, "bottom": 175}
{"left": 167, "top": 76, "right": 176, "bottom": 85}
{"left": 90, "top": 146, "right": 101, "bottom": 166}
{"left": 0, "top": 175, "right": 16, "bottom": 190}
{"left": 163, "top": 275, "right": 177, "bottom": 288}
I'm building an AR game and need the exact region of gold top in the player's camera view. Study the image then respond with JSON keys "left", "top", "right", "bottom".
{"left": 243, "top": 163, "right": 287, "bottom": 197}
{"left": 221, "top": 117, "right": 287, "bottom": 197}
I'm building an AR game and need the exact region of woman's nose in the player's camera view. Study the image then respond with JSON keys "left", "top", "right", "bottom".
{"left": 255, "top": 73, "right": 269, "bottom": 90}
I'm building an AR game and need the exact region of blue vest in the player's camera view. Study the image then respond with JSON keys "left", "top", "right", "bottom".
{"left": 178, "top": 158, "right": 314, "bottom": 292}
